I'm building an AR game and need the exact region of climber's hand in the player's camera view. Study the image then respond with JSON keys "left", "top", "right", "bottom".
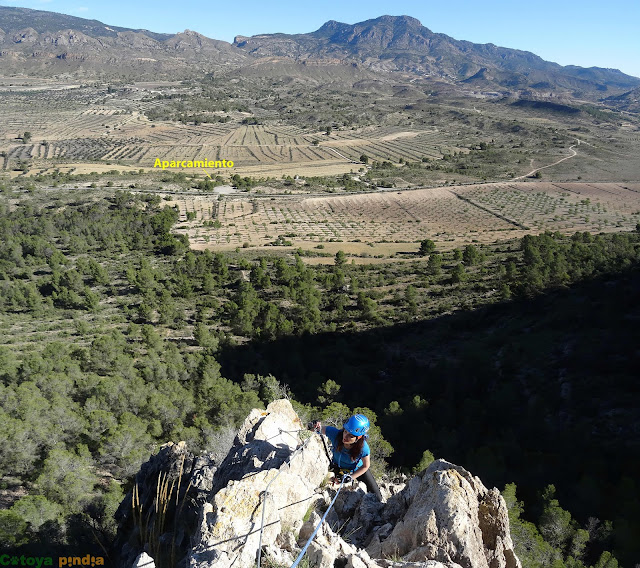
{"left": 307, "top": 420, "right": 321, "bottom": 432}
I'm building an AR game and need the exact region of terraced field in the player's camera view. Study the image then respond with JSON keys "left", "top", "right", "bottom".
{"left": 166, "top": 182, "right": 640, "bottom": 256}
{"left": 0, "top": 86, "right": 466, "bottom": 177}
{"left": 324, "top": 127, "right": 451, "bottom": 162}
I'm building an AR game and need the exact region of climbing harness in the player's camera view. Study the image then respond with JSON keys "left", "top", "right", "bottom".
{"left": 256, "top": 428, "right": 314, "bottom": 568}
{"left": 331, "top": 466, "right": 353, "bottom": 481}
{"left": 289, "top": 474, "right": 349, "bottom": 568}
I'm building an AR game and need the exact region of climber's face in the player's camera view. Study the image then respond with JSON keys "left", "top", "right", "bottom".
{"left": 342, "top": 431, "right": 360, "bottom": 445}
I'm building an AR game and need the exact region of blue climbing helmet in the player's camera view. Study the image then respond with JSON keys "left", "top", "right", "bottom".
{"left": 343, "top": 414, "right": 370, "bottom": 437}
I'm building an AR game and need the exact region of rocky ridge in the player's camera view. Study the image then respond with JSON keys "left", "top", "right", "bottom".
{"left": 231, "top": 15, "right": 640, "bottom": 95}
{"left": 1, "top": 6, "right": 638, "bottom": 98}
{"left": 0, "top": 6, "right": 246, "bottom": 78}
{"left": 116, "top": 400, "right": 521, "bottom": 568}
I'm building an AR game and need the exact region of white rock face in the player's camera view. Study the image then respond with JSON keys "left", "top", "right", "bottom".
{"left": 189, "top": 399, "right": 330, "bottom": 568}
{"left": 374, "top": 460, "right": 520, "bottom": 568}
{"left": 157, "top": 399, "right": 523, "bottom": 568}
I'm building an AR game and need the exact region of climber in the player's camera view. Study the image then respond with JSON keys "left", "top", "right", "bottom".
{"left": 309, "top": 414, "right": 382, "bottom": 501}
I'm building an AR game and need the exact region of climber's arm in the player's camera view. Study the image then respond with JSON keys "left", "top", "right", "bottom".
{"left": 349, "top": 454, "right": 370, "bottom": 480}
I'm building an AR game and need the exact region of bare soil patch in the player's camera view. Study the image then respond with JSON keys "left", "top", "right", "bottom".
{"left": 380, "top": 131, "right": 422, "bottom": 141}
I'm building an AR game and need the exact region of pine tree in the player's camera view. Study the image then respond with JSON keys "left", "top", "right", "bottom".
{"left": 419, "top": 239, "right": 436, "bottom": 256}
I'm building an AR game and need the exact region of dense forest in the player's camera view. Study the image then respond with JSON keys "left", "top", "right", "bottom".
{"left": 0, "top": 191, "right": 638, "bottom": 567}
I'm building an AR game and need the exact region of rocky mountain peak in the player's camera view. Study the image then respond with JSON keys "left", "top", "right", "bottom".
{"left": 116, "top": 400, "right": 521, "bottom": 568}
{"left": 42, "top": 29, "right": 94, "bottom": 46}
{"left": 371, "top": 15, "right": 424, "bottom": 28}
{"left": 312, "top": 15, "right": 432, "bottom": 48}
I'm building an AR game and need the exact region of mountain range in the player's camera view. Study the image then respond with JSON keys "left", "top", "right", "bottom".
{"left": 1, "top": 6, "right": 639, "bottom": 101}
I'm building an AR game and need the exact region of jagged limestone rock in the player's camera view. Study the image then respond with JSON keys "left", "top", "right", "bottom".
{"left": 189, "top": 399, "right": 330, "bottom": 568}
{"left": 334, "top": 484, "right": 366, "bottom": 517}
{"left": 345, "top": 492, "right": 385, "bottom": 546}
{"left": 478, "top": 488, "right": 521, "bottom": 568}
{"left": 308, "top": 540, "right": 336, "bottom": 568}
{"left": 118, "top": 401, "right": 521, "bottom": 568}
{"left": 364, "top": 523, "right": 394, "bottom": 557}
{"left": 347, "top": 553, "right": 371, "bottom": 568}
{"left": 377, "top": 460, "right": 521, "bottom": 568}
{"left": 377, "top": 561, "right": 461, "bottom": 568}
{"left": 298, "top": 510, "right": 323, "bottom": 544}
{"left": 190, "top": 454, "right": 217, "bottom": 494}
{"left": 345, "top": 549, "right": 389, "bottom": 568}
{"left": 304, "top": 513, "right": 343, "bottom": 568}
{"left": 276, "top": 529, "right": 298, "bottom": 552}
{"left": 263, "top": 543, "right": 295, "bottom": 566}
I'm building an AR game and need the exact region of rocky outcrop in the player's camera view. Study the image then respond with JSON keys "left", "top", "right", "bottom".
{"left": 368, "top": 461, "right": 519, "bottom": 568}
{"left": 189, "top": 399, "right": 330, "bottom": 568}
{"left": 116, "top": 400, "right": 521, "bottom": 568}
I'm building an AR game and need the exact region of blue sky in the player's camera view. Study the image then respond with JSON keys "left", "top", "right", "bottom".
{"left": 2, "top": 0, "right": 639, "bottom": 78}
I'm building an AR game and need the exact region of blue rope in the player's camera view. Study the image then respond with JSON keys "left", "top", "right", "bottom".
{"left": 289, "top": 475, "right": 347, "bottom": 568}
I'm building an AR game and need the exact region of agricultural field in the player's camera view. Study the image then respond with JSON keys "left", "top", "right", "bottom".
{"left": 2, "top": 76, "right": 640, "bottom": 260}
{"left": 167, "top": 182, "right": 640, "bottom": 256}
{"left": 0, "top": 89, "right": 459, "bottom": 178}
{"left": 6, "top": 76, "right": 640, "bottom": 185}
